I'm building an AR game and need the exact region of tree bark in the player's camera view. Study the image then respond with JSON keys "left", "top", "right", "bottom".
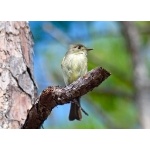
{"left": 0, "top": 21, "right": 37, "bottom": 128}
{"left": 22, "top": 67, "right": 111, "bottom": 129}
{"left": 121, "top": 21, "right": 150, "bottom": 128}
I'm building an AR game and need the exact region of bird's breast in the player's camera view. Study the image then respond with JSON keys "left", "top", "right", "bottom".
{"left": 62, "top": 53, "right": 88, "bottom": 84}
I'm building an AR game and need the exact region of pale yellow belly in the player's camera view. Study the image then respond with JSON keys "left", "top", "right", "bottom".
{"left": 61, "top": 53, "right": 87, "bottom": 85}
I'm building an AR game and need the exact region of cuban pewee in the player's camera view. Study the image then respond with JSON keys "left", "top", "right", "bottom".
{"left": 61, "top": 44, "right": 93, "bottom": 121}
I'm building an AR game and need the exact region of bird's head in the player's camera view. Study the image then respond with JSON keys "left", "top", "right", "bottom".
{"left": 68, "top": 44, "right": 93, "bottom": 54}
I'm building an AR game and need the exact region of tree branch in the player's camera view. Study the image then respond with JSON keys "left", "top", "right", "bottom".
{"left": 21, "top": 67, "right": 111, "bottom": 129}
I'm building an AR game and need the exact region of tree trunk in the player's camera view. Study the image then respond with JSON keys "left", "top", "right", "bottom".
{"left": 121, "top": 21, "right": 150, "bottom": 128}
{"left": 0, "top": 21, "right": 37, "bottom": 128}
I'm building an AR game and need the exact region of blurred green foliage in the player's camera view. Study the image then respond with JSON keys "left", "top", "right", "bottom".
{"left": 29, "top": 21, "right": 150, "bottom": 129}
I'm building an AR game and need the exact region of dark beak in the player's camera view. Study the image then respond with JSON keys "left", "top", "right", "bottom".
{"left": 87, "top": 48, "right": 93, "bottom": 51}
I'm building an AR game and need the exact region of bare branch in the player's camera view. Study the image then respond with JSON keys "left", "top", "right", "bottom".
{"left": 21, "top": 67, "right": 111, "bottom": 129}
{"left": 43, "top": 22, "right": 72, "bottom": 46}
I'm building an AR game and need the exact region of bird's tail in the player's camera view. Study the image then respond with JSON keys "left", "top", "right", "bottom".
{"left": 69, "top": 97, "right": 82, "bottom": 121}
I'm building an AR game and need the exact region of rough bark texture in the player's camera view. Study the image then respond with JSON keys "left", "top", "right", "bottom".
{"left": 121, "top": 21, "right": 150, "bottom": 128}
{"left": 22, "top": 67, "right": 111, "bottom": 129}
{"left": 0, "top": 21, "right": 37, "bottom": 128}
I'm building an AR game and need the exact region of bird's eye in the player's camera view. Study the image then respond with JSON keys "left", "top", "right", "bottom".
{"left": 78, "top": 45, "right": 82, "bottom": 49}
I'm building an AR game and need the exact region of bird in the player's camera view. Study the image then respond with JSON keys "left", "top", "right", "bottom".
{"left": 61, "top": 44, "right": 93, "bottom": 121}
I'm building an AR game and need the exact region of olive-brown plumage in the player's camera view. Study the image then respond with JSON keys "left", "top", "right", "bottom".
{"left": 61, "top": 44, "right": 93, "bottom": 121}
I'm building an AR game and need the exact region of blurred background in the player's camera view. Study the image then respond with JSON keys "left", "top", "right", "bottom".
{"left": 29, "top": 21, "right": 150, "bottom": 129}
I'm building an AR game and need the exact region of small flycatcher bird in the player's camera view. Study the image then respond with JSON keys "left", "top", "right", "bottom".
{"left": 61, "top": 44, "right": 93, "bottom": 121}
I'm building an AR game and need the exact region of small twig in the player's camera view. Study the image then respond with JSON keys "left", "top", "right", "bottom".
{"left": 81, "top": 107, "right": 89, "bottom": 116}
{"left": 72, "top": 99, "right": 89, "bottom": 116}
{"left": 21, "top": 67, "right": 111, "bottom": 129}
